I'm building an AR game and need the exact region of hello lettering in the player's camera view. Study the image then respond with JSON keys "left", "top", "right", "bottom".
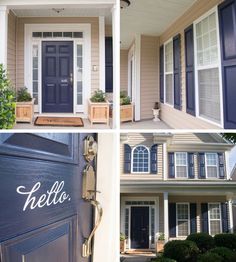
{"left": 16, "top": 181, "right": 71, "bottom": 211}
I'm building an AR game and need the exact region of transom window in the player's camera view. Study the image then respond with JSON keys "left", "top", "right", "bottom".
{"left": 32, "top": 31, "right": 83, "bottom": 38}
{"left": 205, "top": 153, "right": 218, "bottom": 178}
{"left": 208, "top": 203, "right": 221, "bottom": 235}
{"left": 195, "top": 11, "right": 221, "bottom": 124}
{"left": 132, "top": 146, "right": 150, "bottom": 173}
{"left": 175, "top": 152, "right": 188, "bottom": 178}
{"left": 176, "top": 203, "right": 190, "bottom": 237}
{"left": 164, "top": 41, "right": 174, "bottom": 106}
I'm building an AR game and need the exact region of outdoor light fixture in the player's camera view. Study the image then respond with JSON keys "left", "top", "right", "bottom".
{"left": 52, "top": 8, "right": 65, "bottom": 14}
{"left": 120, "top": 0, "right": 131, "bottom": 9}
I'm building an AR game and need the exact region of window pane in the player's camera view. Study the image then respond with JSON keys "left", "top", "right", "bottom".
{"left": 209, "top": 204, "right": 220, "bottom": 219}
{"left": 178, "top": 221, "right": 189, "bottom": 236}
{"left": 32, "top": 45, "right": 38, "bottom": 106}
{"left": 132, "top": 146, "right": 149, "bottom": 173}
{"left": 177, "top": 204, "right": 188, "bottom": 220}
{"left": 177, "top": 204, "right": 189, "bottom": 236}
{"left": 165, "top": 74, "right": 173, "bottom": 105}
{"left": 210, "top": 221, "right": 221, "bottom": 235}
{"left": 165, "top": 41, "right": 173, "bottom": 72}
{"left": 176, "top": 153, "right": 187, "bottom": 178}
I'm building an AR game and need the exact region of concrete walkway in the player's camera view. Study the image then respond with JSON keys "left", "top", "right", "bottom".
{"left": 121, "top": 254, "right": 155, "bottom": 262}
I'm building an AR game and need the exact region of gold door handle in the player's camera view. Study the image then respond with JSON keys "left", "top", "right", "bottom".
{"left": 82, "top": 199, "right": 103, "bottom": 257}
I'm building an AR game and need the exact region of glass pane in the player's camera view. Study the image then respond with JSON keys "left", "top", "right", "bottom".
{"left": 77, "top": 69, "right": 83, "bottom": 81}
{"left": 209, "top": 204, "right": 220, "bottom": 219}
{"left": 53, "top": 32, "right": 63, "bottom": 37}
{"left": 63, "top": 32, "right": 72, "bottom": 37}
{"left": 43, "top": 32, "right": 52, "bottom": 38}
{"left": 77, "top": 81, "right": 82, "bottom": 93}
{"left": 73, "top": 32, "right": 83, "bottom": 38}
{"left": 77, "top": 57, "right": 83, "bottom": 69}
{"left": 33, "top": 57, "right": 38, "bottom": 69}
{"left": 77, "top": 45, "right": 82, "bottom": 56}
{"left": 177, "top": 204, "right": 189, "bottom": 220}
{"left": 132, "top": 146, "right": 149, "bottom": 173}
{"left": 165, "top": 74, "right": 173, "bottom": 105}
{"left": 33, "top": 81, "right": 38, "bottom": 93}
{"left": 33, "top": 69, "right": 38, "bottom": 80}
{"left": 178, "top": 221, "right": 189, "bottom": 236}
{"left": 32, "top": 32, "right": 42, "bottom": 38}
{"left": 77, "top": 94, "right": 82, "bottom": 105}
{"left": 210, "top": 221, "right": 221, "bottom": 235}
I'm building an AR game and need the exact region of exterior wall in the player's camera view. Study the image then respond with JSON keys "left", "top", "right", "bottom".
{"left": 140, "top": 35, "right": 159, "bottom": 119}
{"left": 105, "top": 24, "right": 112, "bottom": 37}
{"left": 7, "top": 10, "right": 17, "bottom": 88}
{"left": 16, "top": 17, "right": 99, "bottom": 94}
{"left": 171, "top": 133, "right": 225, "bottom": 144}
{"left": 159, "top": 0, "right": 224, "bottom": 129}
{"left": 120, "top": 49, "right": 128, "bottom": 92}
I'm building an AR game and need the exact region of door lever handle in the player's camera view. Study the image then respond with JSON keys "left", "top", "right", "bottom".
{"left": 82, "top": 199, "right": 103, "bottom": 257}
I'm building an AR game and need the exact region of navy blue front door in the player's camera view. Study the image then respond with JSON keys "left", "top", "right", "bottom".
{"left": 131, "top": 207, "right": 149, "bottom": 249}
{"left": 42, "top": 41, "right": 73, "bottom": 113}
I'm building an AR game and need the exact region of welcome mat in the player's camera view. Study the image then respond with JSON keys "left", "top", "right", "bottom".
{"left": 34, "top": 117, "right": 84, "bottom": 127}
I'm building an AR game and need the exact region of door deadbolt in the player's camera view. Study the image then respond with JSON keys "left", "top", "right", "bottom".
{"left": 84, "top": 136, "right": 98, "bottom": 162}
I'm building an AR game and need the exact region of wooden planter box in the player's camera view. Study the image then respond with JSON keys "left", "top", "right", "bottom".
{"left": 120, "top": 104, "right": 133, "bottom": 122}
{"left": 16, "top": 99, "right": 35, "bottom": 123}
{"left": 88, "top": 100, "right": 110, "bottom": 125}
{"left": 120, "top": 240, "right": 126, "bottom": 253}
{"left": 156, "top": 241, "right": 165, "bottom": 253}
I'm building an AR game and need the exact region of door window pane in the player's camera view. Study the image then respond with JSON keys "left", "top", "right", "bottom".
{"left": 32, "top": 45, "right": 39, "bottom": 105}
{"left": 76, "top": 44, "right": 83, "bottom": 105}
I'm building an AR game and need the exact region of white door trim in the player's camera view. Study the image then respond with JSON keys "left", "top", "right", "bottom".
{"left": 24, "top": 23, "right": 91, "bottom": 115}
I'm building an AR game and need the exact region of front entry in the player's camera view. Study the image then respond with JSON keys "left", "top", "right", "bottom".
{"left": 42, "top": 41, "right": 73, "bottom": 113}
{"left": 131, "top": 207, "right": 149, "bottom": 249}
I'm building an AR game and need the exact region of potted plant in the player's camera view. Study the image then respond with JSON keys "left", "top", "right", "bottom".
{"left": 88, "top": 90, "right": 110, "bottom": 125}
{"left": 120, "top": 233, "right": 127, "bottom": 253}
{"left": 0, "top": 64, "right": 16, "bottom": 129}
{"left": 16, "top": 87, "right": 35, "bottom": 123}
{"left": 156, "top": 233, "right": 165, "bottom": 253}
{"left": 120, "top": 91, "right": 133, "bottom": 123}
{"left": 152, "top": 102, "right": 161, "bottom": 122}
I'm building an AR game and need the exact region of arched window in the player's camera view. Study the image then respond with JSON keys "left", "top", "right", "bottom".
{"left": 132, "top": 145, "right": 150, "bottom": 173}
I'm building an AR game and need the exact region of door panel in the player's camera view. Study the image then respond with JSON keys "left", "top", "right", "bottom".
{"left": 0, "top": 133, "right": 95, "bottom": 262}
{"left": 42, "top": 41, "right": 73, "bottom": 113}
{"left": 131, "top": 207, "right": 149, "bottom": 249}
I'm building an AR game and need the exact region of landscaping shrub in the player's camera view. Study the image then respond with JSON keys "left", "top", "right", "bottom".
{"left": 214, "top": 233, "right": 236, "bottom": 250}
{"left": 163, "top": 240, "right": 199, "bottom": 262}
{"left": 0, "top": 64, "right": 16, "bottom": 129}
{"left": 186, "top": 233, "right": 215, "bottom": 253}
{"left": 210, "top": 247, "right": 236, "bottom": 262}
{"left": 197, "top": 252, "right": 223, "bottom": 262}
{"left": 151, "top": 257, "right": 176, "bottom": 262}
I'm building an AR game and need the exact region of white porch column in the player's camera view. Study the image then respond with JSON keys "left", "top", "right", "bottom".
{"left": 225, "top": 150, "right": 231, "bottom": 180}
{"left": 134, "top": 34, "right": 141, "bottom": 121}
{"left": 164, "top": 192, "right": 169, "bottom": 242}
{"left": 112, "top": 0, "right": 120, "bottom": 129}
{"left": 0, "top": 6, "right": 8, "bottom": 66}
{"left": 99, "top": 16, "right": 105, "bottom": 92}
{"left": 163, "top": 142, "right": 167, "bottom": 180}
{"left": 228, "top": 199, "right": 234, "bottom": 233}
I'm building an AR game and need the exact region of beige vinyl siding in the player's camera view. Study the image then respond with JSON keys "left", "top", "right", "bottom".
{"left": 140, "top": 35, "right": 159, "bottom": 119}
{"left": 16, "top": 17, "right": 99, "bottom": 93}
{"left": 159, "top": 0, "right": 224, "bottom": 129}
{"left": 7, "top": 10, "right": 17, "bottom": 88}
{"left": 169, "top": 195, "right": 227, "bottom": 235}
{"left": 120, "top": 50, "right": 128, "bottom": 92}
{"left": 171, "top": 133, "right": 224, "bottom": 144}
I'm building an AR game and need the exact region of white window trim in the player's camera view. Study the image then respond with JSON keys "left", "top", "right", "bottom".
{"left": 131, "top": 145, "right": 150, "bottom": 174}
{"left": 164, "top": 38, "right": 174, "bottom": 107}
{"left": 208, "top": 202, "right": 222, "bottom": 236}
{"left": 121, "top": 196, "right": 159, "bottom": 250}
{"left": 24, "top": 23, "right": 91, "bottom": 115}
{"left": 176, "top": 203, "right": 190, "bottom": 238}
{"left": 174, "top": 152, "right": 188, "bottom": 178}
{"left": 193, "top": 7, "right": 224, "bottom": 128}
{"left": 205, "top": 153, "right": 219, "bottom": 179}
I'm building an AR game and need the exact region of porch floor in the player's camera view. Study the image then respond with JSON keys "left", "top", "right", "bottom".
{"left": 121, "top": 119, "right": 171, "bottom": 130}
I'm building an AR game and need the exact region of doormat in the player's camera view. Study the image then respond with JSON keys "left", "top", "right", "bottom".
{"left": 34, "top": 117, "right": 84, "bottom": 127}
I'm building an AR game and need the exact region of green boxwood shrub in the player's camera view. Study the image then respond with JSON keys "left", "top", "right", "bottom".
{"left": 197, "top": 252, "right": 223, "bottom": 262}
{"left": 186, "top": 233, "right": 215, "bottom": 253}
{"left": 214, "top": 233, "right": 236, "bottom": 250}
{"left": 90, "top": 90, "right": 106, "bottom": 102}
{"left": 151, "top": 257, "right": 176, "bottom": 262}
{"left": 210, "top": 247, "right": 236, "bottom": 262}
{"left": 16, "top": 87, "right": 32, "bottom": 102}
{"left": 0, "top": 64, "right": 16, "bottom": 129}
{"left": 163, "top": 240, "right": 199, "bottom": 262}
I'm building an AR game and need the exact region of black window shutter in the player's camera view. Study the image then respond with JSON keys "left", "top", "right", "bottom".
{"left": 190, "top": 203, "right": 197, "bottom": 234}
{"left": 201, "top": 203, "right": 209, "bottom": 233}
{"left": 218, "top": 153, "right": 225, "bottom": 179}
{"left": 151, "top": 144, "right": 158, "bottom": 174}
{"left": 198, "top": 153, "right": 206, "bottom": 179}
{"left": 221, "top": 202, "right": 229, "bottom": 233}
{"left": 218, "top": 0, "right": 236, "bottom": 128}
{"left": 105, "top": 37, "right": 113, "bottom": 93}
{"left": 168, "top": 152, "right": 175, "bottom": 178}
{"left": 188, "top": 153, "right": 195, "bottom": 179}
{"left": 160, "top": 45, "right": 164, "bottom": 103}
{"left": 124, "top": 144, "right": 131, "bottom": 173}
{"left": 169, "top": 203, "right": 176, "bottom": 237}
{"left": 173, "top": 34, "right": 181, "bottom": 110}
{"left": 184, "top": 24, "right": 196, "bottom": 116}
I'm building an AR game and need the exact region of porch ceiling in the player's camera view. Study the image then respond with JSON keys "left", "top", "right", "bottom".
{"left": 120, "top": 0, "right": 197, "bottom": 49}
{"left": 11, "top": 6, "right": 112, "bottom": 24}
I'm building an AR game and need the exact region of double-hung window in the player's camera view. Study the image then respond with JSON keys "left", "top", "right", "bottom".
{"left": 164, "top": 40, "right": 174, "bottom": 105}
{"left": 208, "top": 203, "right": 222, "bottom": 235}
{"left": 195, "top": 10, "right": 221, "bottom": 124}
{"left": 205, "top": 153, "right": 218, "bottom": 178}
{"left": 176, "top": 203, "right": 190, "bottom": 237}
{"left": 175, "top": 152, "right": 188, "bottom": 178}
{"left": 132, "top": 146, "right": 150, "bottom": 173}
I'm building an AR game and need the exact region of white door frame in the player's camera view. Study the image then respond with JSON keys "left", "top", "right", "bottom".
{"left": 24, "top": 23, "right": 91, "bottom": 115}
{"left": 121, "top": 196, "right": 159, "bottom": 250}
